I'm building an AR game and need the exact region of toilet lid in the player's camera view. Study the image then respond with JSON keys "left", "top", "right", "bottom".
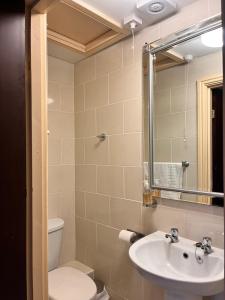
{"left": 49, "top": 267, "right": 97, "bottom": 300}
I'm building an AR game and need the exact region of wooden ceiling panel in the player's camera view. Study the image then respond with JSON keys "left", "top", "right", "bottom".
{"left": 47, "top": 1, "right": 110, "bottom": 45}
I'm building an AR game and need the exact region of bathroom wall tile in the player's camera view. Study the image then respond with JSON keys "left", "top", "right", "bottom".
{"left": 48, "top": 165, "right": 61, "bottom": 194}
{"left": 75, "top": 165, "right": 96, "bottom": 193}
{"left": 109, "top": 133, "right": 142, "bottom": 166}
{"left": 48, "top": 81, "right": 61, "bottom": 111}
{"left": 96, "top": 43, "right": 122, "bottom": 76}
{"left": 60, "top": 85, "right": 74, "bottom": 113}
{"left": 86, "top": 193, "right": 110, "bottom": 225}
{"left": 85, "top": 137, "right": 109, "bottom": 165}
{"left": 75, "top": 110, "right": 96, "bottom": 138}
{"left": 172, "top": 137, "right": 197, "bottom": 163}
{"left": 75, "top": 191, "right": 85, "bottom": 218}
{"left": 156, "top": 65, "right": 186, "bottom": 90}
{"left": 185, "top": 211, "right": 224, "bottom": 249}
{"left": 155, "top": 139, "right": 172, "bottom": 162}
{"left": 110, "top": 198, "right": 142, "bottom": 232}
{"left": 124, "top": 99, "right": 142, "bottom": 133}
{"left": 142, "top": 205, "right": 186, "bottom": 236}
{"left": 171, "top": 85, "right": 186, "bottom": 113}
{"left": 124, "top": 167, "right": 143, "bottom": 201}
{"left": 48, "top": 56, "right": 74, "bottom": 85}
{"left": 48, "top": 111, "right": 74, "bottom": 139}
{"left": 97, "top": 166, "right": 124, "bottom": 198}
{"left": 96, "top": 103, "right": 123, "bottom": 135}
{"left": 155, "top": 113, "right": 185, "bottom": 139}
{"left": 75, "top": 84, "right": 85, "bottom": 112}
{"left": 85, "top": 75, "right": 108, "bottom": 110}
{"left": 154, "top": 88, "right": 171, "bottom": 116}
{"left": 109, "top": 259, "right": 143, "bottom": 300}
{"left": 186, "top": 110, "right": 197, "bottom": 138}
{"left": 48, "top": 137, "right": 61, "bottom": 165}
{"left": 109, "top": 64, "right": 142, "bottom": 103}
{"left": 186, "top": 83, "right": 197, "bottom": 110}
{"left": 75, "top": 56, "right": 95, "bottom": 85}
{"left": 208, "top": 0, "right": 221, "bottom": 15}
{"left": 60, "top": 165, "right": 75, "bottom": 193}
{"left": 143, "top": 279, "right": 164, "bottom": 300}
{"left": 76, "top": 217, "right": 97, "bottom": 250}
{"left": 58, "top": 191, "right": 75, "bottom": 264}
{"left": 62, "top": 138, "right": 75, "bottom": 164}
{"left": 75, "top": 138, "right": 85, "bottom": 164}
{"left": 48, "top": 193, "right": 60, "bottom": 218}
{"left": 186, "top": 163, "right": 198, "bottom": 190}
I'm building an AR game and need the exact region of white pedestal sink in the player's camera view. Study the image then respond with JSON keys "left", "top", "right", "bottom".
{"left": 129, "top": 231, "right": 224, "bottom": 300}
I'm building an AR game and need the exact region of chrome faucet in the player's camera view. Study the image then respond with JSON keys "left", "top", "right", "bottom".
{"left": 195, "top": 237, "right": 213, "bottom": 255}
{"left": 165, "top": 228, "right": 179, "bottom": 243}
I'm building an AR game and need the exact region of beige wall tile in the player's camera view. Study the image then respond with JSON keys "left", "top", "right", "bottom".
{"left": 48, "top": 111, "right": 74, "bottom": 139}
{"left": 172, "top": 137, "right": 197, "bottom": 163}
{"left": 109, "top": 133, "right": 142, "bottom": 166}
{"left": 75, "top": 84, "right": 85, "bottom": 112}
{"left": 155, "top": 88, "right": 171, "bottom": 116}
{"left": 155, "top": 113, "right": 185, "bottom": 139}
{"left": 61, "top": 85, "right": 74, "bottom": 112}
{"left": 75, "top": 56, "right": 95, "bottom": 85}
{"left": 96, "top": 103, "right": 123, "bottom": 135}
{"left": 76, "top": 217, "right": 97, "bottom": 250}
{"left": 85, "top": 137, "right": 109, "bottom": 165}
{"left": 124, "top": 99, "right": 142, "bottom": 133}
{"left": 110, "top": 198, "right": 142, "bottom": 232}
{"left": 48, "top": 56, "right": 74, "bottom": 85}
{"left": 61, "top": 138, "right": 75, "bottom": 164}
{"left": 155, "top": 139, "right": 172, "bottom": 162}
{"left": 97, "top": 166, "right": 124, "bottom": 197}
{"left": 96, "top": 43, "right": 122, "bottom": 76}
{"left": 48, "top": 193, "right": 60, "bottom": 218}
{"left": 48, "top": 81, "right": 61, "bottom": 111}
{"left": 85, "top": 75, "right": 108, "bottom": 110}
{"left": 109, "top": 64, "right": 142, "bottom": 103}
{"left": 75, "top": 110, "right": 96, "bottom": 138}
{"left": 171, "top": 85, "right": 186, "bottom": 113}
{"left": 86, "top": 193, "right": 110, "bottom": 225}
{"left": 124, "top": 167, "right": 143, "bottom": 201}
{"left": 48, "top": 137, "right": 61, "bottom": 165}
{"left": 75, "top": 165, "right": 96, "bottom": 193}
{"left": 75, "top": 138, "right": 85, "bottom": 164}
{"left": 208, "top": 0, "right": 221, "bottom": 15}
{"left": 75, "top": 191, "right": 85, "bottom": 218}
{"left": 186, "top": 211, "right": 224, "bottom": 249}
{"left": 58, "top": 191, "right": 75, "bottom": 264}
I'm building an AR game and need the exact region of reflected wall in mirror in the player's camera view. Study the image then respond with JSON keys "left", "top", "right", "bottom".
{"left": 143, "top": 16, "right": 224, "bottom": 206}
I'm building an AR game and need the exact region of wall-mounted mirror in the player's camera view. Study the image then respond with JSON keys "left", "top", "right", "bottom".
{"left": 143, "top": 15, "right": 224, "bottom": 206}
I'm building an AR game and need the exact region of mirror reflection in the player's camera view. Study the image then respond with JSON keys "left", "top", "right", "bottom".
{"left": 144, "top": 25, "right": 224, "bottom": 206}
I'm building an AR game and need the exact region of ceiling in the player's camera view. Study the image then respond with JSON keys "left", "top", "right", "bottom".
{"left": 77, "top": 0, "right": 198, "bottom": 26}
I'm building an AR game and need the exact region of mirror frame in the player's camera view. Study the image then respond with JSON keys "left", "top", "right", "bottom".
{"left": 145, "top": 14, "right": 224, "bottom": 199}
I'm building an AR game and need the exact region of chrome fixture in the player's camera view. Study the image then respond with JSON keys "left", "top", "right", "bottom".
{"left": 165, "top": 228, "right": 179, "bottom": 243}
{"left": 96, "top": 133, "right": 106, "bottom": 142}
{"left": 195, "top": 237, "right": 213, "bottom": 255}
{"left": 182, "top": 160, "right": 189, "bottom": 168}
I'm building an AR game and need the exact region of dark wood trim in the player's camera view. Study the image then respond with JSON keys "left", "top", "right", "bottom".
{"left": 222, "top": 0, "right": 225, "bottom": 245}
{"left": 0, "top": 2, "right": 29, "bottom": 299}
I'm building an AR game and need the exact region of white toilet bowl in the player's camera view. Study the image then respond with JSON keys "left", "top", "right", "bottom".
{"left": 48, "top": 266, "right": 97, "bottom": 300}
{"left": 48, "top": 218, "right": 97, "bottom": 300}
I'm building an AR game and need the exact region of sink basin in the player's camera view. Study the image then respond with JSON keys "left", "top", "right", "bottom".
{"left": 129, "top": 231, "right": 224, "bottom": 300}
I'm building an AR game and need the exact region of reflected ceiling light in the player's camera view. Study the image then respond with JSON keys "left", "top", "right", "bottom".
{"left": 201, "top": 28, "right": 223, "bottom": 48}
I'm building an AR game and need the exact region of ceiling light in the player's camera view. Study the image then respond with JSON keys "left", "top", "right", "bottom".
{"left": 201, "top": 28, "right": 223, "bottom": 48}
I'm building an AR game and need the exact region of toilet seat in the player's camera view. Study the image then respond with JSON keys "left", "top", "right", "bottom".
{"left": 48, "top": 266, "right": 97, "bottom": 300}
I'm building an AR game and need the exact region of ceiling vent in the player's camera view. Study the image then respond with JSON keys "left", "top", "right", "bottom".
{"left": 137, "top": 0, "right": 177, "bottom": 24}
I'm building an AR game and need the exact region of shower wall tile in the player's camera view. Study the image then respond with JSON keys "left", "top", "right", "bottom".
{"left": 48, "top": 56, "right": 75, "bottom": 264}
{"left": 74, "top": 2, "right": 224, "bottom": 299}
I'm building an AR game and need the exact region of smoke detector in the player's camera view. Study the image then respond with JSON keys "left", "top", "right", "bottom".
{"left": 137, "top": 0, "right": 177, "bottom": 24}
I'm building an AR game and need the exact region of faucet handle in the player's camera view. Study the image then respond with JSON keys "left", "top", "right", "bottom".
{"left": 202, "top": 236, "right": 212, "bottom": 247}
{"left": 171, "top": 228, "right": 179, "bottom": 236}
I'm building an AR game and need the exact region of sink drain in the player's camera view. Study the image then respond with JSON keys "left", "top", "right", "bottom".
{"left": 183, "top": 252, "right": 189, "bottom": 259}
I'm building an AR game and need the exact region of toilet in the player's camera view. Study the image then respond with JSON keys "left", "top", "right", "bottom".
{"left": 48, "top": 218, "right": 97, "bottom": 300}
